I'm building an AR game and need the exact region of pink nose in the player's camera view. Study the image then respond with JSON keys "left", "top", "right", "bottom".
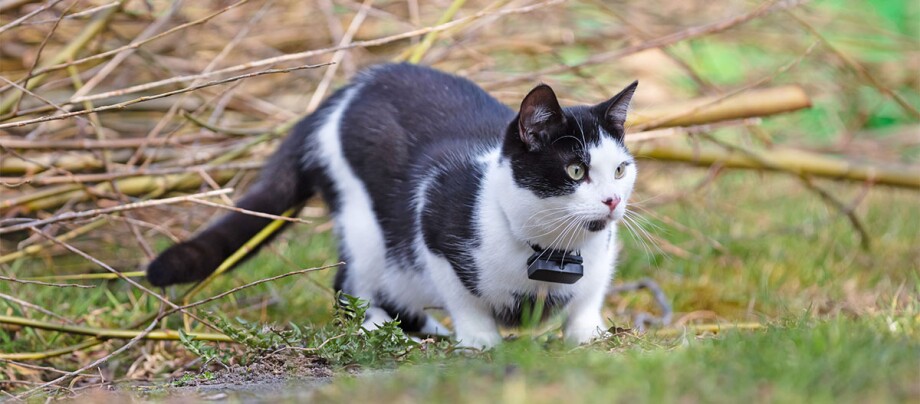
{"left": 602, "top": 197, "right": 620, "bottom": 211}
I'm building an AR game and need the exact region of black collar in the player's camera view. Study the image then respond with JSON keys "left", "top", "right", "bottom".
{"left": 526, "top": 244, "right": 584, "bottom": 284}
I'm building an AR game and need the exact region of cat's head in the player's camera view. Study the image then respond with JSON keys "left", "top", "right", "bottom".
{"left": 500, "top": 82, "right": 638, "bottom": 244}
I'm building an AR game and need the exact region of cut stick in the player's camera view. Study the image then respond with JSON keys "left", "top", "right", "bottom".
{"left": 632, "top": 142, "right": 920, "bottom": 189}
{"left": 626, "top": 85, "right": 811, "bottom": 130}
{"left": 0, "top": 314, "right": 233, "bottom": 342}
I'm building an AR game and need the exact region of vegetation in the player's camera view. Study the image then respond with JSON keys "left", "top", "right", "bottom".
{"left": 0, "top": 0, "right": 917, "bottom": 401}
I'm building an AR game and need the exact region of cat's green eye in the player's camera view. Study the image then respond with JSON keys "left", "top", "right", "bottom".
{"left": 615, "top": 162, "right": 627, "bottom": 179}
{"left": 566, "top": 163, "right": 587, "bottom": 181}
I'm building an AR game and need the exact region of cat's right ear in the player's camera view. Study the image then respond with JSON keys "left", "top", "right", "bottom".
{"left": 518, "top": 84, "right": 566, "bottom": 152}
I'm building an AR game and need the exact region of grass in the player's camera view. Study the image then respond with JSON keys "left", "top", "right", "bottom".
{"left": 315, "top": 317, "right": 918, "bottom": 403}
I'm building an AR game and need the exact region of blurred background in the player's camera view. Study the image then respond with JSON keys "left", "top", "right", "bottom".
{"left": 0, "top": 0, "right": 917, "bottom": 401}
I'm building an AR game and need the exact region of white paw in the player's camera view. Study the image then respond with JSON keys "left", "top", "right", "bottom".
{"left": 565, "top": 317, "right": 608, "bottom": 345}
{"left": 455, "top": 331, "right": 502, "bottom": 350}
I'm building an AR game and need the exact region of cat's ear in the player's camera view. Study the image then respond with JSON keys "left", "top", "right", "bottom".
{"left": 518, "top": 84, "right": 566, "bottom": 152}
{"left": 594, "top": 80, "right": 638, "bottom": 137}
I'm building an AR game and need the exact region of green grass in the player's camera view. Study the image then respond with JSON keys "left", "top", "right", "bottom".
{"left": 314, "top": 317, "right": 918, "bottom": 403}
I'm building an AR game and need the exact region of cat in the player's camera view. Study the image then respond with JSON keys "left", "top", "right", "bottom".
{"left": 147, "top": 63, "right": 638, "bottom": 349}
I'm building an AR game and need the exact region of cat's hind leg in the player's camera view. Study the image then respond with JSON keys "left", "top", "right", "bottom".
{"left": 379, "top": 300, "right": 450, "bottom": 337}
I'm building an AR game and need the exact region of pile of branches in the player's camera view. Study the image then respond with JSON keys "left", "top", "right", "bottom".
{"left": 0, "top": 0, "right": 917, "bottom": 398}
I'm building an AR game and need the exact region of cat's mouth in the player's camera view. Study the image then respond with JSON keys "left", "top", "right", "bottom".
{"left": 584, "top": 219, "right": 609, "bottom": 232}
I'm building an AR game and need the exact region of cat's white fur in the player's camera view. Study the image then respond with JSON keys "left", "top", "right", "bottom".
{"left": 311, "top": 87, "right": 636, "bottom": 348}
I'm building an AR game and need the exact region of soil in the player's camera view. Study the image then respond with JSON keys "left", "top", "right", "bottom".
{"left": 65, "top": 351, "right": 335, "bottom": 403}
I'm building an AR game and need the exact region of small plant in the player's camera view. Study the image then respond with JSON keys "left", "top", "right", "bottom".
{"left": 177, "top": 293, "right": 452, "bottom": 371}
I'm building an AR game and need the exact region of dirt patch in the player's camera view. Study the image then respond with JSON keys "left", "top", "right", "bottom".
{"left": 67, "top": 351, "right": 335, "bottom": 403}
{"left": 171, "top": 350, "right": 334, "bottom": 396}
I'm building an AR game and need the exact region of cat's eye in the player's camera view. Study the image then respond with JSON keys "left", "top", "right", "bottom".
{"left": 615, "top": 162, "right": 627, "bottom": 179}
{"left": 566, "top": 163, "right": 587, "bottom": 181}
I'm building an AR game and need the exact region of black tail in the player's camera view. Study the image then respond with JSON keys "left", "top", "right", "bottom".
{"left": 146, "top": 127, "right": 317, "bottom": 287}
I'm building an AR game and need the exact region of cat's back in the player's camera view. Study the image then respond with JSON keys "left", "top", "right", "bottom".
{"left": 343, "top": 63, "right": 514, "bottom": 147}
{"left": 330, "top": 63, "right": 514, "bottom": 212}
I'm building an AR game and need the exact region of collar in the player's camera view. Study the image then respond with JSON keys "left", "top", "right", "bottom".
{"left": 526, "top": 243, "right": 584, "bottom": 284}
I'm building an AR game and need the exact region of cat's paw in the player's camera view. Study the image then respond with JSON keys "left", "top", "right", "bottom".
{"left": 454, "top": 331, "right": 502, "bottom": 350}
{"left": 565, "top": 318, "right": 609, "bottom": 345}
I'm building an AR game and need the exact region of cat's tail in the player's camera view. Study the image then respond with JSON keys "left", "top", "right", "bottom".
{"left": 146, "top": 121, "right": 320, "bottom": 287}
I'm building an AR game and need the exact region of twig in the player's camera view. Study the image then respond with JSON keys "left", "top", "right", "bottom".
{"left": 21, "top": 2, "right": 120, "bottom": 27}
{"left": 181, "top": 111, "right": 269, "bottom": 136}
{"left": 175, "top": 263, "right": 341, "bottom": 313}
{"left": 0, "top": 64, "right": 329, "bottom": 129}
{"left": 0, "top": 0, "right": 248, "bottom": 97}
{"left": 798, "top": 175, "right": 872, "bottom": 251}
{"left": 27, "top": 227, "right": 222, "bottom": 333}
{"left": 0, "top": 217, "right": 106, "bottom": 265}
{"left": 653, "top": 322, "right": 765, "bottom": 337}
{"left": 787, "top": 10, "right": 920, "bottom": 119}
{"left": 0, "top": 189, "right": 233, "bottom": 234}
{"left": 0, "top": 292, "right": 72, "bottom": 323}
{"left": 628, "top": 85, "right": 811, "bottom": 130}
{"left": 58, "top": 0, "right": 565, "bottom": 106}
{"left": 24, "top": 271, "right": 145, "bottom": 281}
{"left": 406, "top": 0, "right": 468, "bottom": 63}
{"left": 0, "top": 133, "right": 231, "bottom": 149}
{"left": 185, "top": 197, "right": 312, "bottom": 224}
{"left": 0, "top": 359, "right": 71, "bottom": 375}
{"left": 9, "top": 0, "right": 78, "bottom": 116}
{"left": 1, "top": 161, "right": 262, "bottom": 186}
{"left": 0, "top": 0, "right": 67, "bottom": 35}
{"left": 0, "top": 0, "right": 124, "bottom": 115}
{"left": 305, "top": 0, "right": 373, "bottom": 112}
{"left": 0, "top": 314, "right": 233, "bottom": 342}
{"left": 609, "top": 278, "right": 672, "bottom": 331}
{"left": 0, "top": 275, "right": 95, "bottom": 288}
{"left": 181, "top": 207, "right": 298, "bottom": 329}
{"left": 483, "top": 0, "right": 790, "bottom": 89}
{"left": 13, "top": 317, "right": 161, "bottom": 400}
{"left": 633, "top": 142, "right": 920, "bottom": 189}
{"left": 632, "top": 42, "right": 818, "bottom": 131}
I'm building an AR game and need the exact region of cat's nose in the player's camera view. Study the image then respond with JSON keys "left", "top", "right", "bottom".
{"left": 601, "top": 197, "right": 620, "bottom": 211}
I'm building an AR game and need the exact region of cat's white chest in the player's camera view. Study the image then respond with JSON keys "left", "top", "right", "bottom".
{"left": 472, "top": 181, "right": 617, "bottom": 310}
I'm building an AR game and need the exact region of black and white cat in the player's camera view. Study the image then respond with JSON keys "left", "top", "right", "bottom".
{"left": 147, "top": 63, "right": 638, "bottom": 348}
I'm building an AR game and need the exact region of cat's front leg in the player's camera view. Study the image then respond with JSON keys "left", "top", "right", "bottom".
{"left": 425, "top": 253, "right": 502, "bottom": 349}
{"left": 563, "top": 287, "right": 610, "bottom": 344}
{"left": 446, "top": 295, "right": 502, "bottom": 349}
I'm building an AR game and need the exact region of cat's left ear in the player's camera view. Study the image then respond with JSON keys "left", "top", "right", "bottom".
{"left": 593, "top": 80, "right": 638, "bottom": 138}
{"left": 518, "top": 84, "right": 567, "bottom": 152}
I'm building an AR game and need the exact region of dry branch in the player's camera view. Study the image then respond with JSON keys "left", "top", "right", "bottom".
{"left": 44, "top": 0, "right": 565, "bottom": 107}
{"left": 0, "top": 189, "right": 232, "bottom": 234}
{"left": 0, "top": 275, "right": 95, "bottom": 288}
{"left": 627, "top": 85, "right": 811, "bottom": 130}
{"left": 0, "top": 64, "right": 329, "bottom": 129}
{"left": 0, "top": 314, "right": 233, "bottom": 342}
{"left": 632, "top": 142, "right": 920, "bottom": 189}
{"left": 0, "top": 133, "right": 229, "bottom": 150}
{"left": 0, "top": 0, "right": 124, "bottom": 115}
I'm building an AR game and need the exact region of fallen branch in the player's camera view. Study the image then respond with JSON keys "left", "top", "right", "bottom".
{"left": 0, "top": 64, "right": 329, "bottom": 129}
{"left": 0, "top": 275, "right": 95, "bottom": 288}
{"left": 0, "top": 0, "right": 124, "bottom": 115}
{"left": 0, "top": 189, "right": 233, "bottom": 234}
{"left": 0, "top": 314, "right": 233, "bottom": 342}
{"left": 627, "top": 85, "right": 811, "bottom": 130}
{"left": 633, "top": 142, "right": 920, "bottom": 189}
